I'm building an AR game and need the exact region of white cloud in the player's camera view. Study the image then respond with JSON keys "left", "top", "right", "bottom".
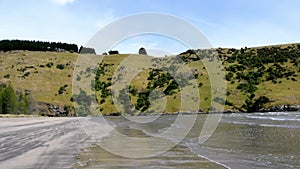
{"left": 52, "top": 0, "right": 75, "bottom": 5}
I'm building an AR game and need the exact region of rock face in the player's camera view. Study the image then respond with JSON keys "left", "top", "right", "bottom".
{"left": 33, "top": 102, "right": 76, "bottom": 117}
{"left": 138, "top": 47, "right": 147, "bottom": 55}
{"left": 261, "top": 105, "right": 300, "bottom": 112}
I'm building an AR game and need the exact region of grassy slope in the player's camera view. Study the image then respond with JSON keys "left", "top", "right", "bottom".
{"left": 220, "top": 44, "right": 300, "bottom": 110}
{"left": 0, "top": 51, "right": 76, "bottom": 107}
{"left": 94, "top": 54, "right": 213, "bottom": 115}
{"left": 0, "top": 43, "right": 299, "bottom": 115}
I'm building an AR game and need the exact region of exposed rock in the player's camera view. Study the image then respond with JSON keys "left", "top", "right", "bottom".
{"left": 138, "top": 47, "right": 147, "bottom": 55}
{"left": 262, "top": 105, "right": 300, "bottom": 112}
{"left": 79, "top": 46, "right": 96, "bottom": 54}
{"left": 47, "top": 104, "right": 66, "bottom": 117}
{"left": 34, "top": 102, "right": 76, "bottom": 117}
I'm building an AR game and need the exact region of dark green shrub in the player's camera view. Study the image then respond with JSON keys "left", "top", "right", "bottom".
{"left": 100, "top": 99, "right": 105, "bottom": 104}
{"left": 164, "top": 80, "right": 179, "bottom": 95}
{"left": 237, "top": 83, "right": 257, "bottom": 93}
{"left": 225, "top": 72, "right": 234, "bottom": 81}
{"left": 58, "top": 86, "right": 65, "bottom": 94}
{"left": 198, "top": 82, "right": 203, "bottom": 87}
{"left": 4, "top": 74, "right": 10, "bottom": 79}
{"left": 46, "top": 62, "right": 53, "bottom": 68}
{"left": 225, "top": 100, "right": 233, "bottom": 106}
{"left": 56, "top": 64, "right": 65, "bottom": 70}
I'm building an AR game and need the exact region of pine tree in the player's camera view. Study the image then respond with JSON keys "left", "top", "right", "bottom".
{"left": 2, "top": 84, "right": 17, "bottom": 114}
{"left": 0, "top": 86, "right": 3, "bottom": 114}
{"left": 17, "top": 92, "right": 28, "bottom": 114}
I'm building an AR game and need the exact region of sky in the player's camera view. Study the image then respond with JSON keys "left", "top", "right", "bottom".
{"left": 0, "top": 0, "right": 299, "bottom": 55}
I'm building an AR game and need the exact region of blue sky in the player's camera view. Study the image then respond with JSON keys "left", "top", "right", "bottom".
{"left": 0, "top": 0, "right": 299, "bottom": 55}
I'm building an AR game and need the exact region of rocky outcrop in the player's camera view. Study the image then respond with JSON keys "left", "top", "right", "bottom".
{"left": 261, "top": 105, "right": 300, "bottom": 112}
{"left": 138, "top": 47, "right": 147, "bottom": 55}
{"left": 34, "top": 102, "right": 76, "bottom": 117}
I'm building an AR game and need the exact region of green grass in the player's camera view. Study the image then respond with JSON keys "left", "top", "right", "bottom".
{"left": 256, "top": 79, "right": 300, "bottom": 106}
{"left": 0, "top": 51, "right": 76, "bottom": 107}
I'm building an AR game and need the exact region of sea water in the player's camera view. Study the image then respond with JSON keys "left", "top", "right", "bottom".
{"left": 74, "top": 112, "right": 300, "bottom": 169}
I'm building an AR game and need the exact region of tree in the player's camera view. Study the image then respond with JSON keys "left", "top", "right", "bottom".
{"left": 243, "top": 96, "right": 270, "bottom": 112}
{"left": 225, "top": 72, "right": 234, "bottom": 81}
{"left": 17, "top": 92, "right": 29, "bottom": 114}
{"left": 0, "top": 86, "right": 3, "bottom": 113}
{"left": 164, "top": 80, "right": 179, "bottom": 95}
{"left": 108, "top": 50, "right": 119, "bottom": 55}
{"left": 56, "top": 64, "right": 65, "bottom": 70}
{"left": 136, "top": 91, "right": 150, "bottom": 111}
{"left": 0, "top": 40, "right": 78, "bottom": 53}
{"left": 251, "top": 96, "right": 270, "bottom": 111}
{"left": 2, "top": 84, "right": 17, "bottom": 114}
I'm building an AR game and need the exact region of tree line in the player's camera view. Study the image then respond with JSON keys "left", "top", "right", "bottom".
{"left": 0, "top": 40, "right": 78, "bottom": 53}
{"left": 0, "top": 83, "right": 33, "bottom": 114}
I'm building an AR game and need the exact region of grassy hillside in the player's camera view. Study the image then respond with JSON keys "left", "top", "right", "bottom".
{"left": 0, "top": 43, "right": 299, "bottom": 116}
{"left": 218, "top": 44, "right": 300, "bottom": 111}
{"left": 0, "top": 51, "right": 76, "bottom": 114}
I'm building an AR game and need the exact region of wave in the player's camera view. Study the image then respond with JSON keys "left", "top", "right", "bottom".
{"left": 245, "top": 115, "right": 300, "bottom": 122}
{"left": 185, "top": 140, "right": 231, "bottom": 169}
{"left": 253, "top": 112, "right": 291, "bottom": 116}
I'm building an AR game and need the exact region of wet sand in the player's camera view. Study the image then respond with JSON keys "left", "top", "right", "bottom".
{"left": 72, "top": 113, "right": 300, "bottom": 169}
{"left": 72, "top": 120, "right": 228, "bottom": 169}
{"left": 72, "top": 143, "right": 227, "bottom": 169}
{"left": 0, "top": 118, "right": 95, "bottom": 169}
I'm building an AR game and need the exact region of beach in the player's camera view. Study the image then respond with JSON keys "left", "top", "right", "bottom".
{"left": 0, "top": 117, "right": 111, "bottom": 169}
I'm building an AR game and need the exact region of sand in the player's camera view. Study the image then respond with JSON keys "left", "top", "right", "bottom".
{"left": 0, "top": 117, "right": 112, "bottom": 169}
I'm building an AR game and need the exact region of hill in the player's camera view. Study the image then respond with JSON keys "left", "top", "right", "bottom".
{"left": 0, "top": 43, "right": 299, "bottom": 116}
{"left": 0, "top": 51, "right": 77, "bottom": 116}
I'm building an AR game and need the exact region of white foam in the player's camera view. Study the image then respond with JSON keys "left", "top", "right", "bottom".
{"left": 246, "top": 115, "right": 300, "bottom": 122}
{"left": 186, "top": 141, "right": 231, "bottom": 169}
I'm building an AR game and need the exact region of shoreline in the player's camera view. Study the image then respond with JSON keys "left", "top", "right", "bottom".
{"left": 0, "top": 114, "right": 41, "bottom": 118}
{"left": 100, "top": 106, "right": 300, "bottom": 116}
{"left": 1, "top": 105, "right": 299, "bottom": 118}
